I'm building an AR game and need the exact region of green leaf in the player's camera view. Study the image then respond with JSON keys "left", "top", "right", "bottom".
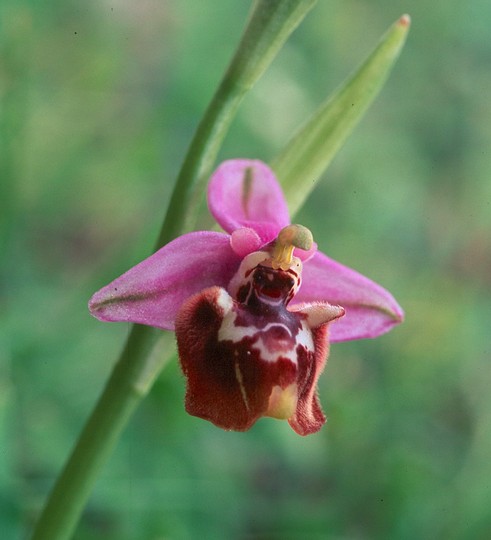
{"left": 271, "top": 14, "right": 411, "bottom": 217}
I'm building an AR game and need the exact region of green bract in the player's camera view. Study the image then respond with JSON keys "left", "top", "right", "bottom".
{"left": 272, "top": 15, "right": 411, "bottom": 217}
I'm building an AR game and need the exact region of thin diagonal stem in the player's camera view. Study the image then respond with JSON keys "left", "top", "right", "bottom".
{"left": 30, "top": 2, "right": 317, "bottom": 539}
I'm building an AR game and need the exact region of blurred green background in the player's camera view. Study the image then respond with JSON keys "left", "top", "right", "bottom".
{"left": 1, "top": 0, "right": 490, "bottom": 539}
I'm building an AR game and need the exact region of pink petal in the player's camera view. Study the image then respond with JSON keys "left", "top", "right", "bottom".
{"left": 208, "top": 159, "right": 290, "bottom": 243}
{"left": 295, "top": 251, "right": 404, "bottom": 342}
{"left": 230, "top": 227, "right": 263, "bottom": 258}
{"left": 89, "top": 231, "right": 241, "bottom": 330}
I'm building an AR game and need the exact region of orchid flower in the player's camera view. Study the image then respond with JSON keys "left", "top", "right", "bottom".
{"left": 89, "top": 159, "right": 403, "bottom": 435}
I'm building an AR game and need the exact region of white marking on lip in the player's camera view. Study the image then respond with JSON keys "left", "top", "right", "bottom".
{"left": 255, "top": 293, "right": 284, "bottom": 306}
{"left": 234, "top": 356, "right": 250, "bottom": 412}
{"left": 251, "top": 337, "right": 297, "bottom": 364}
{"left": 260, "top": 322, "right": 293, "bottom": 337}
{"left": 218, "top": 311, "right": 315, "bottom": 365}
{"left": 218, "top": 310, "right": 257, "bottom": 342}
{"left": 215, "top": 288, "right": 233, "bottom": 315}
{"left": 296, "top": 322, "right": 315, "bottom": 351}
{"left": 250, "top": 324, "right": 313, "bottom": 364}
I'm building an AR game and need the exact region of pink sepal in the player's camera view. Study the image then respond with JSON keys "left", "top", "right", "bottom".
{"left": 296, "top": 251, "right": 404, "bottom": 342}
{"left": 89, "top": 232, "right": 241, "bottom": 330}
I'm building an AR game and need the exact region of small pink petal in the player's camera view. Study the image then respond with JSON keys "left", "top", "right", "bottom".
{"left": 230, "top": 227, "right": 263, "bottom": 258}
{"left": 89, "top": 231, "right": 241, "bottom": 330}
{"left": 295, "top": 251, "right": 404, "bottom": 342}
{"left": 208, "top": 159, "right": 290, "bottom": 243}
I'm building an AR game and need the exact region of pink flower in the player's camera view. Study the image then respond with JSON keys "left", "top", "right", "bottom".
{"left": 89, "top": 159, "right": 403, "bottom": 435}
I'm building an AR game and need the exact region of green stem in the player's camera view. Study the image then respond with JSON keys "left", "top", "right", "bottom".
{"left": 30, "top": 2, "right": 317, "bottom": 539}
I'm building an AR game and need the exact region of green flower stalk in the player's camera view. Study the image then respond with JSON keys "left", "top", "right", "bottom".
{"left": 30, "top": 2, "right": 318, "bottom": 539}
